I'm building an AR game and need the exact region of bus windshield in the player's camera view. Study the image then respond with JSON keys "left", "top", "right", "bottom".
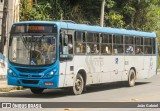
{"left": 9, "top": 34, "right": 56, "bottom": 66}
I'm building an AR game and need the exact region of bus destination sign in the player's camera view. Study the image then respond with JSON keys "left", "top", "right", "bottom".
{"left": 12, "top": 24, "right": 57, "bottom": 33}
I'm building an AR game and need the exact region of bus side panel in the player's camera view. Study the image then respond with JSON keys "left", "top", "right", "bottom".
{"left": 122, "top": 56, "right": 156, "bottom": 81}
{"left": 101, "top": 56, "right": 124, "bottom": 82}
{"left": 100, "top": 56, "right": 111, "bottom": 83}
{"left": 143, "top": 56, "right": 156, "bottom": 78}
{"left": 151, "top": 56, "right": 157, "bottom": 76}
{"left": 58, "top": 62, "right": 66, "bottom": 87}
{"left": 59, "top": 61, "right": 75, "bottom": 87}
{"left": 73, "top": 55, "right": 94, "bottom": 85}
{"left": 124, "top": 56, "right": 144, "bottom": 79}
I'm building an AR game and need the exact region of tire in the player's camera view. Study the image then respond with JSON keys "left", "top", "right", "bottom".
{"left": 128, "top": 69, "right": 136, "bottom": 87}
{"left": 30, "top": 88, "right": 44, "bottom": 94}
{"left": 72, "top": 73, "right": 84, "bottom": 95}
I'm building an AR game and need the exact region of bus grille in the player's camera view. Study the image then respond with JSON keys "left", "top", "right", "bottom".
{"left": 22, "top": 80, "right": 39, "bottom": 84}
{"left": 16, "top": 68, "right": 45, "bottom": 73}
{"left": 19, "top": 74, "right": 42, "bottom": 78}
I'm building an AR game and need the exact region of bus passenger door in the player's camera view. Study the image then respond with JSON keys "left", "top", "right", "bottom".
{"left": 59, "top": 29, "right": 74, "bottom": 87}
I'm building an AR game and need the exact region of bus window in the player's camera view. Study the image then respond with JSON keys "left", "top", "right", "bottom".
{"left": 75, "top": 31, "right": 86, "bottom": 54}
{"left": 144, "top": 38, "right": 152, "bottom": 54}
{"left": 60, "top": 30, "right": 73, "bottom": 61}
{"left": 86, "top": 33, "right": 100, "bottom": 54}
{"left": 135, "top": 37, "right": 144, "bottom": 55}
{"left": 135, "top": 46, "right": 143, "bottom": 54}
{"left": 113, "top": 35, "right": 123, "bottom": 55}
{"left": 101, "top": 34, "right": 112, "bottom": 55}
{"left": 152, "top": 38, "right": 156, "bottom": 54}
{"left": 125, "top": 36, "right": 134, "bottom": 54}
{"left": 135, "top": 37, "right": 141, "bottom": 45}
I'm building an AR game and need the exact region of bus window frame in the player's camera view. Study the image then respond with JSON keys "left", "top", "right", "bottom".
{"left": 59, "top": 29, "right": 74, "bottom": 62}
{"left": 113, "top": 34, "right": 124, "bottom": 55}
{"left": 100, "top": 33, "right": 112, "bottom": 55}
{"left": 74, "top": 31, "right": 86, "bottom": 55}
{"left": 124, "top": 36, "right": 134, "bottom": 55}
{"left": 86, "top": 32, "right": 100, "bottom": 55}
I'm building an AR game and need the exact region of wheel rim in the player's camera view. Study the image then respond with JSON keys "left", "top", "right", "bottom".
{"left": 73, "top": 74, "right": 84, "bottom": 95}
{"left": 75, "top": 78, "right": 83, "bottom": 91}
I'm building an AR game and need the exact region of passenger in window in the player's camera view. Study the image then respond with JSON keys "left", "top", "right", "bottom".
{"left": 126, "top": 46, "right": 133, "bottom": 54}
{"left": 76, "top": 43, "right": 80, "bottom": 53}
{"left": 145, "top": 47, "right": 152, "bottom": 54}
{"left": 106, "top": 45, "right": 111, "bottom": 54}
{"left": 93, "top": 44, "right": 99, "bottom": 53}
{"left": 136, "top": 47, "right": 143, "bottom": 54}
{"left": 118, "top": 46, "right": 123, "bottom": 53}
{"left": 76, "top": 43, "right": 83, "bottom": 53}
{"left": 87, "top": 45, "right": 91, "bottom": 53}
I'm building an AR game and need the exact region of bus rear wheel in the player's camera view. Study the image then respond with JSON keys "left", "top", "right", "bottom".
{"left": 72, "top": 73, "right": 84, "bottom": 95}
{"left": 30, "top": 88, "right": 44, "bottom": 94}
{"left": 128, "top": 69, "right": 136, "bottom": 87}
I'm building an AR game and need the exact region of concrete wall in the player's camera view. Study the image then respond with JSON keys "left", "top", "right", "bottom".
{"left": 0, "top": 0, "right": 20, "bottom": 79}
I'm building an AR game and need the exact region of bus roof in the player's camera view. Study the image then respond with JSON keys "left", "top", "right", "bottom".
{"left": 14, "top": 21, "right": 156, "bottom": 38}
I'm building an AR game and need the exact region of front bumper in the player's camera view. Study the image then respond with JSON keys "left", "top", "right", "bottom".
{"left": 7, "top": 75, "right": 59, "bottom": 89}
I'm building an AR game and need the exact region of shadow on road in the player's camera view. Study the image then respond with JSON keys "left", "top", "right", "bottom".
{"left": 0, "top": 81, "right": 151, "bottom": 98}
{"left": 84, "top": 81, "right": 151, "bottom": 94}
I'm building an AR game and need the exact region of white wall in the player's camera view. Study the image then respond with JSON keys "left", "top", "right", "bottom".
{"left": 0, "top": 0, "right": 19, "bottom": 78}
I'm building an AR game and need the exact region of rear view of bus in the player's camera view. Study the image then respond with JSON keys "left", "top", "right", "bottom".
{"left": 8, "top": 22, "right": 58, "bottom": 94}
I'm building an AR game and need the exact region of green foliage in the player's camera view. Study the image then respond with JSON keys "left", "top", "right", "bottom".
{"left": 20, "top": 0, "right": 52, "bottom": 21}
{"left": 104, "top": 11, "right": 124, "bottom": 28}
{"left": 19, "top": 0, "right": 160, "bottom": 33}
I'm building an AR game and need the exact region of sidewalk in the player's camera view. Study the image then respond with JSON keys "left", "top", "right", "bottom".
{"left": 0, "top": 79, "right": 17, "bottom": 92}
{"left": 0, "top": 79, "right": 10, "bottom": 88}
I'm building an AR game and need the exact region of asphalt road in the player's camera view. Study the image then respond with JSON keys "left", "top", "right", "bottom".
{"left": 0, "top": 73, "right": 160, "bottom": 111}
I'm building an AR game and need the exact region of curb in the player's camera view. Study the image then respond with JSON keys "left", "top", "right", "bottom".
{"left": 0, "top": 87, "right": 17, "bottom": 92}
{"left": 0, "top": 86, "right": 24, "bottom": 93}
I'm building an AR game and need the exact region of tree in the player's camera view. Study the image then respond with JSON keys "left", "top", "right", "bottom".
{"left": 20, "top": 0, "right": 52, "bottom": 21}
{"left": 19, "top": 0, "right": 160, "bottom": 33}
{"left": 0, "top": 0, "right": 8, "bottom": 54}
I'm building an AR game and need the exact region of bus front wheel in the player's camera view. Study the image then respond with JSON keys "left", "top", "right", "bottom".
{"left": 128, "top": 69, "right": 136, "bottom": 87}
{"left": 72, "top": 73, "right": 84, "bottom": 95}
{"left": 30, "top": 88, "right": 44, "bottom": 94}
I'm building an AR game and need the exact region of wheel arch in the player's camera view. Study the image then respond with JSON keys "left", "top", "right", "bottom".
{"left": 130, "top": 67, "right": 136, "bottom": 78}
{"left": 130, "top": 67, "right": 137, "bottom": 74}
{"left": 77, "top": 69, "right": 87, "bottom": 86}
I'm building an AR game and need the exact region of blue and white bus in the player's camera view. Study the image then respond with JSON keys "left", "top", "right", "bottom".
{"left": 8, "top": 21, "right": 158, "bottom": 95}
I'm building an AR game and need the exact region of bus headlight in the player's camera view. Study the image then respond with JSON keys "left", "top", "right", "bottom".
{"left": 8, "top": 69, "right": 17, "bottom": 77}
{"left": 8, "top": 69, "right": 13, "bottom": 73}
{"left": 44, "top": 70, "right": 56, "bottom": 78}
{"left": 50, "top": 71, "right": 54, "bottom": 75}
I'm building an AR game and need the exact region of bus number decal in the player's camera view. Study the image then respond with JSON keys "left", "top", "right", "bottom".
{"left": 115, "top": 58, "right": 118, "bottom": 64}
